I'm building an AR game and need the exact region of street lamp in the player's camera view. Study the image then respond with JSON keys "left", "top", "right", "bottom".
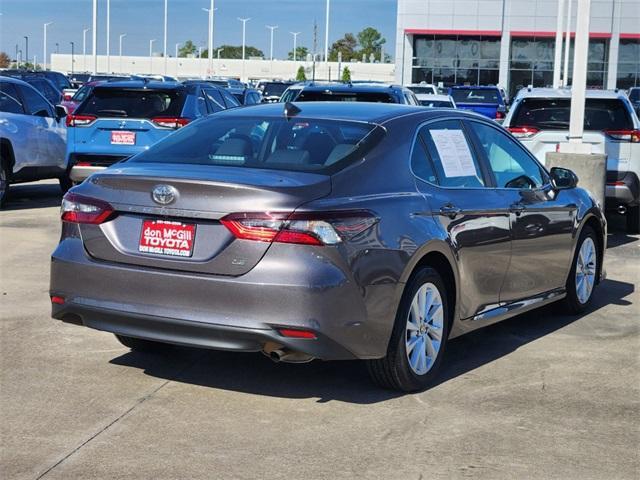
{"left": 70, "top": 41, "right": 75, "bottom": 75}
{"left": 55, "top": 43, "right": 59, "bottom": 54}
{"left": 43, "top": 22, "right": 53, "bottom": 70}
{"left": 106, "top": 0, "right": 111, "bottom": 72}
{"left": 266, "top": 25, "right": 278, "bottom": 61}
{"left": 217, "top": 47, "right": 223, "bottom": 60}
{"left": 163, "top": 0, "right": 168, "bottom": 74}
{"left": 202, "top": 2, "right": 217, "bottom": 75}
{"left": 92, "top": 0, "right": 98, "bottom": 74}
{"left": 119, "top": 34, "right": 126, "bottom": 73}
{"left": 83, "top": 27, "right": 90, "bottom": 72}
{"left": 175, "top": 42, "right": 180, "bottom": 59}
{"left": 149, "top": 39, "right": 156, "bottom": 73}
{"left": 238, "top": 17, "right": 251, "bottom": 82}
{"left": 324, "top": 0, "right": 330, "bottom": 63}
{"left": 24, "top": 36, "right": 28, "bottom": 68}
{"left": 290, "top": 32, "right": 300, "bottom": 61}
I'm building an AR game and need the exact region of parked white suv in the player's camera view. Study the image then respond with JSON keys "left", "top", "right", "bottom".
{"left": 0, "top": 76, "right": 68, "bottom": 206}
{"left": 504, "top": 88, "right": 640, "bottom": 233}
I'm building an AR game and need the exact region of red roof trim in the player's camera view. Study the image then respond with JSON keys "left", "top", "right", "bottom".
{"left": 620, "top": 33, "right": 640, "bottom": 39}
{"left": 405, "top": 29, "right": 502, "bottom": 37}
{"left": 510, "top": 31, "right": 612, "bottom": 39}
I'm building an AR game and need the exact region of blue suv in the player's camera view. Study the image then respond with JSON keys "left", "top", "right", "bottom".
{"left": 448, "top": 85, "right": 507, "bottom": 121}
{"left": 66, "top": 79, "right": 234, "bottom": 182}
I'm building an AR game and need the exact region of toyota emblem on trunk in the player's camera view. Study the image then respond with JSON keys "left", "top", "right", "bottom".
{"left": 152, "top": 184, "right": 178, "bottom": 205}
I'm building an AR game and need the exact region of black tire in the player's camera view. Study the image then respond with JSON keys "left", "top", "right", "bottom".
{"left": 114, "top": 334, "right": 170, "bottom": 354}
{"left": 59, "top": 174, "right": 73, "bottom": 193}
{"left": 563, "top": 226, "right": 598, "bottom": 314}
{"left": 0, "top": 160, "right": 9, "bottom": 208}
{"left": 367, "top": 267, "right": 450, "bottom": 392}
{"left": 626, "top": 205, "right": 640, "bottom": 234}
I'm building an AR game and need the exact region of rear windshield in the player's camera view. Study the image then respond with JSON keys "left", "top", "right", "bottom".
{"left": 450, "top": 88, "right": 500, "bottom": 104}
{"left": 263, "top": 83, "right": 290, "bottom": 97}
{"left": 408, "top": 86, "right": 437, "bottom": 95}
{"left": 296, "top": 91, "right": 396, "bottom": 103}
{"left": 629, "top": 89, "right": 640, "bottom": 102}
{"left": 511, "top": 98, "right": 634, "bottom": 131}
{"left": 130, "top": 116, "right": 384, "bottom": 174}
{"left": 419, "top": 99, "right": 453, "bottom": 108}
{"left": 76, "top": 88, "right": 186, "bottom": 118}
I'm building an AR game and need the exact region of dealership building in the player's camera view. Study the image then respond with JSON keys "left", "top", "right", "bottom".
{"left": 395, "top": 0, "right": 640, "bottom": 95}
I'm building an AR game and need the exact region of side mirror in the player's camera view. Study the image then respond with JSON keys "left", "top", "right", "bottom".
{"left": 550, "top": 167, "right": 578, "bottom": 190}
{"left": 55, "top": 105, "right": 68, "bottom": 120}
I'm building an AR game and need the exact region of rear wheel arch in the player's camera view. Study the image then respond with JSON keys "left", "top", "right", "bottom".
{"left": 0, "top": 138, "right": 16, "bottom": 175}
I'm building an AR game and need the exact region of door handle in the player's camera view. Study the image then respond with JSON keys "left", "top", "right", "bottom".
{"left": 439, "top": 204, "right": 462, "bottom": 219}
{"left": 510, "top": 202, "right": 526, "bottom": 215}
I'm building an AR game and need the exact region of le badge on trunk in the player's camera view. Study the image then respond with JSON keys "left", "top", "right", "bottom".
{"left": 152, "top": 184, "right": 178, "bottom": 205}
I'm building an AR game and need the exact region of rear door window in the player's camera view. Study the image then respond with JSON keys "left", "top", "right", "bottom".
{"left": 18, "top": 84, "right": 53, "bottom": 116}
{"left": 203, "top": 88, "right": 225, "bottom": 112}
{"left": 511, "top": 98, "right": 634, "bottom": 131}
{"left": 417, "top": 119, "right": 487, "bottom": 188}
{"left": 76, "top": 88, "right": 186, "bottom": 118}
{"left": 220, "top": 90, "right": 240, "bottom": 108}
{"left": 0, "top": 82, "right": 25, "bottom": 114}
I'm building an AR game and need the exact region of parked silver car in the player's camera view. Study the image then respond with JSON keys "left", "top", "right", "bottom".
{"left": 50, "top": 102, "right": 606, "bottom": 391}
{"left": 0, "top": 76, "right": 68, "bottom": 205}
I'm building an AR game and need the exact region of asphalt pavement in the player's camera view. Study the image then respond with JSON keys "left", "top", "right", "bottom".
{"left": 1, "top": 180, "right": 638, "bottom": 480}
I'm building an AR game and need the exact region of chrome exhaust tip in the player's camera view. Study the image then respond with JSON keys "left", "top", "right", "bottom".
{"left": 618, "top": 205, "right": 627, "bottom": 215}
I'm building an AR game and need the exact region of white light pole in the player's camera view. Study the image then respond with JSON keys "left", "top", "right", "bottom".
{"left": 92, "top": 0, "right": 98, "bottom": 74}
{"left": 106, "top": 0, "right": 110, "bottom": 72}
{"left": 568, "top": 0, "right": 591, "bottom": 148}
{"left": 563, "top": 0, "right": 573, "bottom": 86}
{"left": 175, "top": 42, "right": 180, "bottom": 59}
{"left": 324, "top": 0, "right": 330, "bottom": 63}
{"left": 290, "top": 31, "right": 300, "bottom": 61}
{"left": 238, "top": 17, "right": 250, "bottom": 82}
{"left": 43, "top": 22, "right": 53, "bottom": 70}
{"left": 217, "top": 47, "right": 223, "bottom": 60}
{"left": 266, "top": 25, "right": 278, "bottom": 61}
{"left": 202, "top": 3, "right": 216, "bottom": 76}
{"left": 119, "top": 33, "right": 126, "bottom": 73}
{"left": 163, "top": 0, "right": 168, "bottom": 74}
{"left": 553, "top": 0, "right": 565, "bottom": 88}
{"left": 83, "top": 27, "right": 90, "bottom": 72}
{"left": 149, "top": 39, "right": 156, "bottom": 73}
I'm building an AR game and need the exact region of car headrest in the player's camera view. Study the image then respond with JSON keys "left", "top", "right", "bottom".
{"left": 265, "top": 149, "right": 311, "bottom": 165}
{"left": 325, "top": 144, "right": 357, "bottom": 166}
{"left": 210, "top": 138, "right": 253, "bottom": 165}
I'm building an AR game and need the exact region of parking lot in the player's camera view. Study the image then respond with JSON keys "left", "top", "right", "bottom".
{"left": 0, "top": 180, "right": 637, "bottom": 479}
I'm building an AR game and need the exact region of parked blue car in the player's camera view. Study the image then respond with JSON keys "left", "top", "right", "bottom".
{"left": 66, "top": 79, "right": 235, "bottom": 183}
{"left": 448, "top": 85, "right": 507, "bottom": 121}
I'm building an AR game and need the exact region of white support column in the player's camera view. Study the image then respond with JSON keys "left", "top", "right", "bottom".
{"left": 498, "top": 0, "right": 511, "bottom": 92}
{"left": 607, "top": 0, "right": 622, "bottom": 89}
{"left": 563, "top": 0, "right": 573, "bottom": 86}
{"left": 553, "top": 0, "right": 566, "bottom": 88}
{"left": 92, "top": 0, "right": 98, "bottom": 74}
{"left": 565, "top": 0, "right": 592, "bottom": 151}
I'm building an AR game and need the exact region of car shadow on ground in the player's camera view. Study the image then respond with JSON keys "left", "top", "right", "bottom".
{"left": 4, "top": 182, "right": 62, "bottom": 211}
{"left": 110, "top": 275, "right": 634, "bottom": 404}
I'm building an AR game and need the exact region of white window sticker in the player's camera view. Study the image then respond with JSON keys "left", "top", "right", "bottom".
{"left": 430, "top": 129, "right": 478, "bottom": 178}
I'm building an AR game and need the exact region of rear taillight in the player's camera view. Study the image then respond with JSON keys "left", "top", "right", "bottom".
{"left": 151, "top": 117, "right": 191, "bottom": 129}
{"left": 495, "top": 110, "right": 505, "bottom": 120}
{"left": 604, "top": 129, "right": 640, "bottom": 143}
{"left": 220, "top": 211, "right": 377, "bottom": 246}
{"left": 507, "top": 126, "right": 539, "bottom": 138}
{"left": 66, "top": 114, "right": 97, "bottom": 127}
{"left": 61, "top": 192, "right": 114, "bottom": 224}
{"left": 50, "top": 295, "right": 65, "bottom": 305}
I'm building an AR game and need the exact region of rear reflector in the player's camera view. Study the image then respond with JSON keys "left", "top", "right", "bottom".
{"left": 220, "top": 211, "right": 377, "bottom": 246}
{"left": 507, "top": 126, "right": 539, "bottom": 138}
{"left": 61, "top": 192, "right": 115, "bottom": 224}
{"left": 278, "top": 328, "right": 317, "bottom": 339}
{"left": 604, "top": 129, "right": 640, "bottom": 143}
{"left": 50, "top": 296, "right": 65, "bottom": 305}
{"left": 607, "top": 181, "right": 626, "bottom": 186}
{"left": 151, "top": 117, "right": 191, "bottom": 129}
{"left": 66, "top": 114, "right": 97, "bottom": 127}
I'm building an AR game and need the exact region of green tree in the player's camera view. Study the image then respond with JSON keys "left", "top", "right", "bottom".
{"left": 328, "top": 33, "right": 357, "bottom": 62}
{"left": 210, "top": 45, "right": 264, "bottom": 59}
{"left": 0, "top": 52, "right": 10, "bottom": 68}
{"left": 178, "top": 40, "right": 197, "bottom": 58}
{"left": 341, "top": 66, "right": 351, "bottom": 83}
{"left": 288, "top": 46, "right": 308, "bottom": 61}
{"left": 356, "top": 27, "right": 386, "bottom": 61}
{"left": 296, "top": 65, "right": 307, "bottom": 81}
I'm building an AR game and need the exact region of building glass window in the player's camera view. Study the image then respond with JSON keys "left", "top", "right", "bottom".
{"left": 617, "top": 39, "right": 640, "bottom": 89}
{"left": 509, "top": 37, "right": 556, "bottom": 97}
{"left": 412, "top": 35, "right": 500, "bottom": 87}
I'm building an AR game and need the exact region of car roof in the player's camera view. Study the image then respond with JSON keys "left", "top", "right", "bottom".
{"left": 298, "top": 83, "right": 408, "bottom": 93}
{"left": 92, "top": 79, "right": 185, "bottom": 90}
{"left": 450, "top": 85, "right": 500, "bottom": 90}
{"left": 515, "top": 87, "right": 629, "bottom": 100}
{"left": 207, "top": 101, "right": 473, "bottom": 124}
{"left": 0, "top": 75, "right": 36, "bottom": 87}
{"left": 415, "top": 94, "right": 453, "bottom": 102}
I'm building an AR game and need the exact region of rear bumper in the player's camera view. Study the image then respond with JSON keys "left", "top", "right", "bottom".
{"left": 69, "top": 165, "right": 107, "bottom": 182}
{"left": 605, "top": 171, "right": 639, "bottom": 208}
{"left": 50, "top": 237, "right": 392, "bottom": 360}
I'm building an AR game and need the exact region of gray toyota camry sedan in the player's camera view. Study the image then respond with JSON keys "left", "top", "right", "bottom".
{"left": 50, "top": 102, "right": 606, "bottom": 391}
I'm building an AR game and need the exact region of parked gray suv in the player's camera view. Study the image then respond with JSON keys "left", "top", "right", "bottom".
{"left": 50, "top": 102, "right": 606, "bottom": 391}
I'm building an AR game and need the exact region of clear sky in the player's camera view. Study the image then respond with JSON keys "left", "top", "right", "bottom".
{"left": 0, "top": 0, "right": 397, "bottom": 62}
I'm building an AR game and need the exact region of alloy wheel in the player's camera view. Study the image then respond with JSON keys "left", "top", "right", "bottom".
{"left": 405, "top": 282, "right": 444, "bottom": 375}
{"left": 575, "top": 237, "right": 596, "bottom": 304}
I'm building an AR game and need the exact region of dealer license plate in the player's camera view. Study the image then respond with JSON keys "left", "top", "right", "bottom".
{"left": 139, "top": 220, "right": 196, "bottom": 257}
